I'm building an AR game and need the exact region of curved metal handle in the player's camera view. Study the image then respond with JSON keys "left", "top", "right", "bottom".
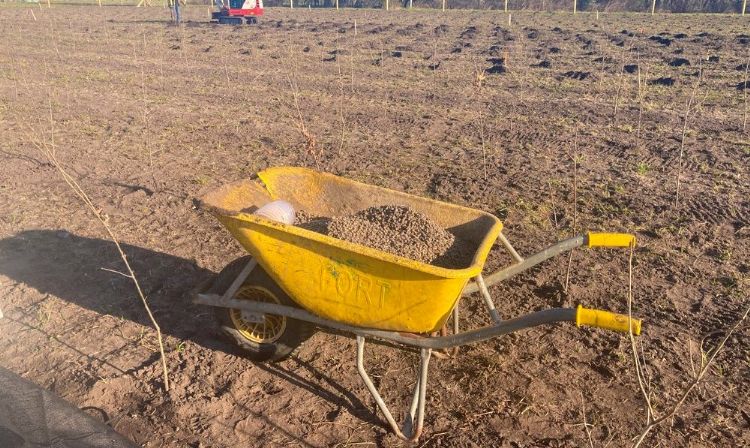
{"left": 464, "top": 232, "right": 636, "bottom": 294}
{"left": 463, "top": 235, "right": 585, "bottom": 294}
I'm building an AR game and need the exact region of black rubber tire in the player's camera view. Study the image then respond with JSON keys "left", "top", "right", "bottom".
{"left": 210, "top": 256, "right": 315, "bottom": 362}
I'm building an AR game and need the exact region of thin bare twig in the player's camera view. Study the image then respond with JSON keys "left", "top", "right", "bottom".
{"left": 100, "top": 267, "right": 133, "bottom": 278}
{"left": 34, "top": 135, "right": 169, "bottom": 391}
{"left": 632, "top": 299, "right": 749, "bottom": 447}
{"left": 23, "top": 118, "right": 170, "bottom": 391}
{"left": 478, "top": 113, "right": 488, "bottom": 181}
{"left": 135, "top": 34, "right": 153, "bottom": 169}
{"left": 627, "top": 242, "right": 749, "bottom": 447}
{"left": 743, "top": 53, "right": 749, "bottom": 133}
{"left": 613, "top": 36, "right": 633, "bottom": 121}
{"left": 627, "top": 243, "right": 654, "bottom": 422}
{"left": 675, "top": 60, "right": 703, "bottom": 207}
{"left": 287, "top": 46, "right": 319, "bottom": 168}
{"left": 636, "top": 54, "right": 647, "bottom": 140}
{"left": 335, "top": 40, "right": 348, "bottom": 156}
{"left": 350, "top": 19, "right": 357, "bottom": 94}
{"left": 564, "top": 140, "right": 579, "bottom": 294}
{"left": 580, "top": 391, "right": 595, "bottom": 448}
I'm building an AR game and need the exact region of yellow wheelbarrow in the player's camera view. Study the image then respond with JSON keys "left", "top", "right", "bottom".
{"left": 194, "top": 166, "right": 642, "bottom": 442}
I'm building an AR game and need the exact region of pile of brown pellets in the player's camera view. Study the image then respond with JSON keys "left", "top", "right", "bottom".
{"left": 295, "top": 205, "right": 472, "bottom": 268}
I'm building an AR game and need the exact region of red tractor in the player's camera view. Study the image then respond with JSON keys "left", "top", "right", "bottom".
{"left": 212, "top": 0, "right": 264, "bottom": 24}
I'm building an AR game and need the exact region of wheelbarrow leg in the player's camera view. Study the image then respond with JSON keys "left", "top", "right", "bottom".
{"left": 498, "top": 232, "right": 524, "bottom": 263}
{"left": 437, "top": 302, "right": 461, "bottom": 358}
{"left": 453, "top": 301, "right": 459, "bottom": 336}
{"left": 221, "top": 258, "right": 257, "bottom": 301}
{"left": 448, "top": 301, "right": 460, "bottom": 356}
{"left": 356, "top": 335, "right": 432, "bottom": 442}
{"left": 476, "top": 274, "right": 502, "bottom": 324}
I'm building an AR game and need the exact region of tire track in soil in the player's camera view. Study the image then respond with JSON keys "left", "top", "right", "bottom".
{"left": 680, "top": 195, "right": 748, "bottom": 227}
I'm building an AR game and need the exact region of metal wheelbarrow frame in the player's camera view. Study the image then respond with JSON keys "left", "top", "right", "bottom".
{"left": 194, "top": 168, "right": 643, "bottom": 442}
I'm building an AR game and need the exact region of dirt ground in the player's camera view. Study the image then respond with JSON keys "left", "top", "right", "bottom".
{"left": 0, "top": 5, "right": 748, "bottom": 447}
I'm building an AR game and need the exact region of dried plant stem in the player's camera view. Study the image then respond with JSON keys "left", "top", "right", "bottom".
{"left": 613, "top": 38, "right": 632, "bottom": 121}
{"left": 598, "top": 51, "right": 606, "bottom": 89}
{"left": 350, "top": 20, "right": 357, "bottom": 94}
{"left": 627, "top": 244, "right": 653, "bottom": 423}
{"left": 626, "top": 243, "right": 749, "bottom": 447}
{"left": 564, "top": 146, "right": 579, "bottom": 295}
{"left": 632, "top": 306, "right": 750, "bottom": 447}
{"left": 11, "top": 28, "right": 34, "bottom": 98}
{"left": 546, "top": 148, "right": 559, "bottom": 228}
{"left": 675, "top": 61, "right": 702, "bottom": 207}
{"left": 48, "top": 18, "right": 62, "bottom": 60}
{"left": 336, "top": 42, "right": 348, "bottom": 156}
{"left": 10, "top": 52, "right": 19, "bottom": 102}
{"left": 11, "top": 51, "right": 168, "bottom": 388}
{"left": 139, "top": 34, "right": 152, "bottom": 168}
{"left": 287, "top": 48, "right": 319, "bottom": 168}
{"left": 478, "top": 112, "right": 488, "bottom": 181}
{"left": 24, "top": 125, "right": 170, "bottom": 392}
{"left": 46, "top": 94, "right": 55, "bottom": 158}
{"left": 580, "top": 391, "right": 595, "bottom": 448}
{"left": 743, "top": 54, "right": 749, "bottom": 133}
{"left": 636, "top": 55, "right": 646, "bottom": 139}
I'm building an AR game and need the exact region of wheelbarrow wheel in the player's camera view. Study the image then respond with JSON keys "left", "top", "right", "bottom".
{"left": 210, "top": 256, "right": 316, "bottom": 362}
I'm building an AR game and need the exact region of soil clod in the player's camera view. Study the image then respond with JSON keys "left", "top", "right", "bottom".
{"left": 650, "top": 35, "right": 673, "bottom": 46}
{"left": 561, "top": 70, "right": 592, "bottom": 81}
{"left": 650, "top": 76, "right": 675, "bottom": 86}
{"left": 669, "top": 57, "right": 690, "bottom": 67}
{"left": 486, "top": 57, "right": 506, "bottom": 74}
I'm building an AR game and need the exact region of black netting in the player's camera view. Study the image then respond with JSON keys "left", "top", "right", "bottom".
{"left": 0, "top": 368, "right": 135, "bottom": 448}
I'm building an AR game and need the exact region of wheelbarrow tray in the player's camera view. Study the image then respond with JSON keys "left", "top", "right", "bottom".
{"left": 200, "top": 167, "right": 502, "bottom": 333}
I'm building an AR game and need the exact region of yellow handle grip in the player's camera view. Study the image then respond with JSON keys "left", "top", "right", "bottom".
{"left": 576, "top": 305, "right": 642, "bottom": 335}
{"left": 587, "top": 232, "right": 636, "bottom": 248}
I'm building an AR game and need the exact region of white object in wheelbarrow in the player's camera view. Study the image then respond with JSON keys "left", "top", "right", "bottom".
{"left": 254, "top": 200, "right": 295, "bottom": 224}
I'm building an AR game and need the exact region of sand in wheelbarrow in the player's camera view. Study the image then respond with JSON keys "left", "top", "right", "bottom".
{"left": 295, "top": 205, "right": 473, "bottom": 268}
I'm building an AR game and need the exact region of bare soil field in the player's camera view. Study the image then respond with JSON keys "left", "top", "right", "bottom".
{"left": 0, "top": 6, "right": 748, "bottom": 447}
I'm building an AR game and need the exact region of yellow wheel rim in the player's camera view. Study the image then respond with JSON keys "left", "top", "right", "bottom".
{"left": 229, "top": 286, "right": 287, "bottom": 344}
